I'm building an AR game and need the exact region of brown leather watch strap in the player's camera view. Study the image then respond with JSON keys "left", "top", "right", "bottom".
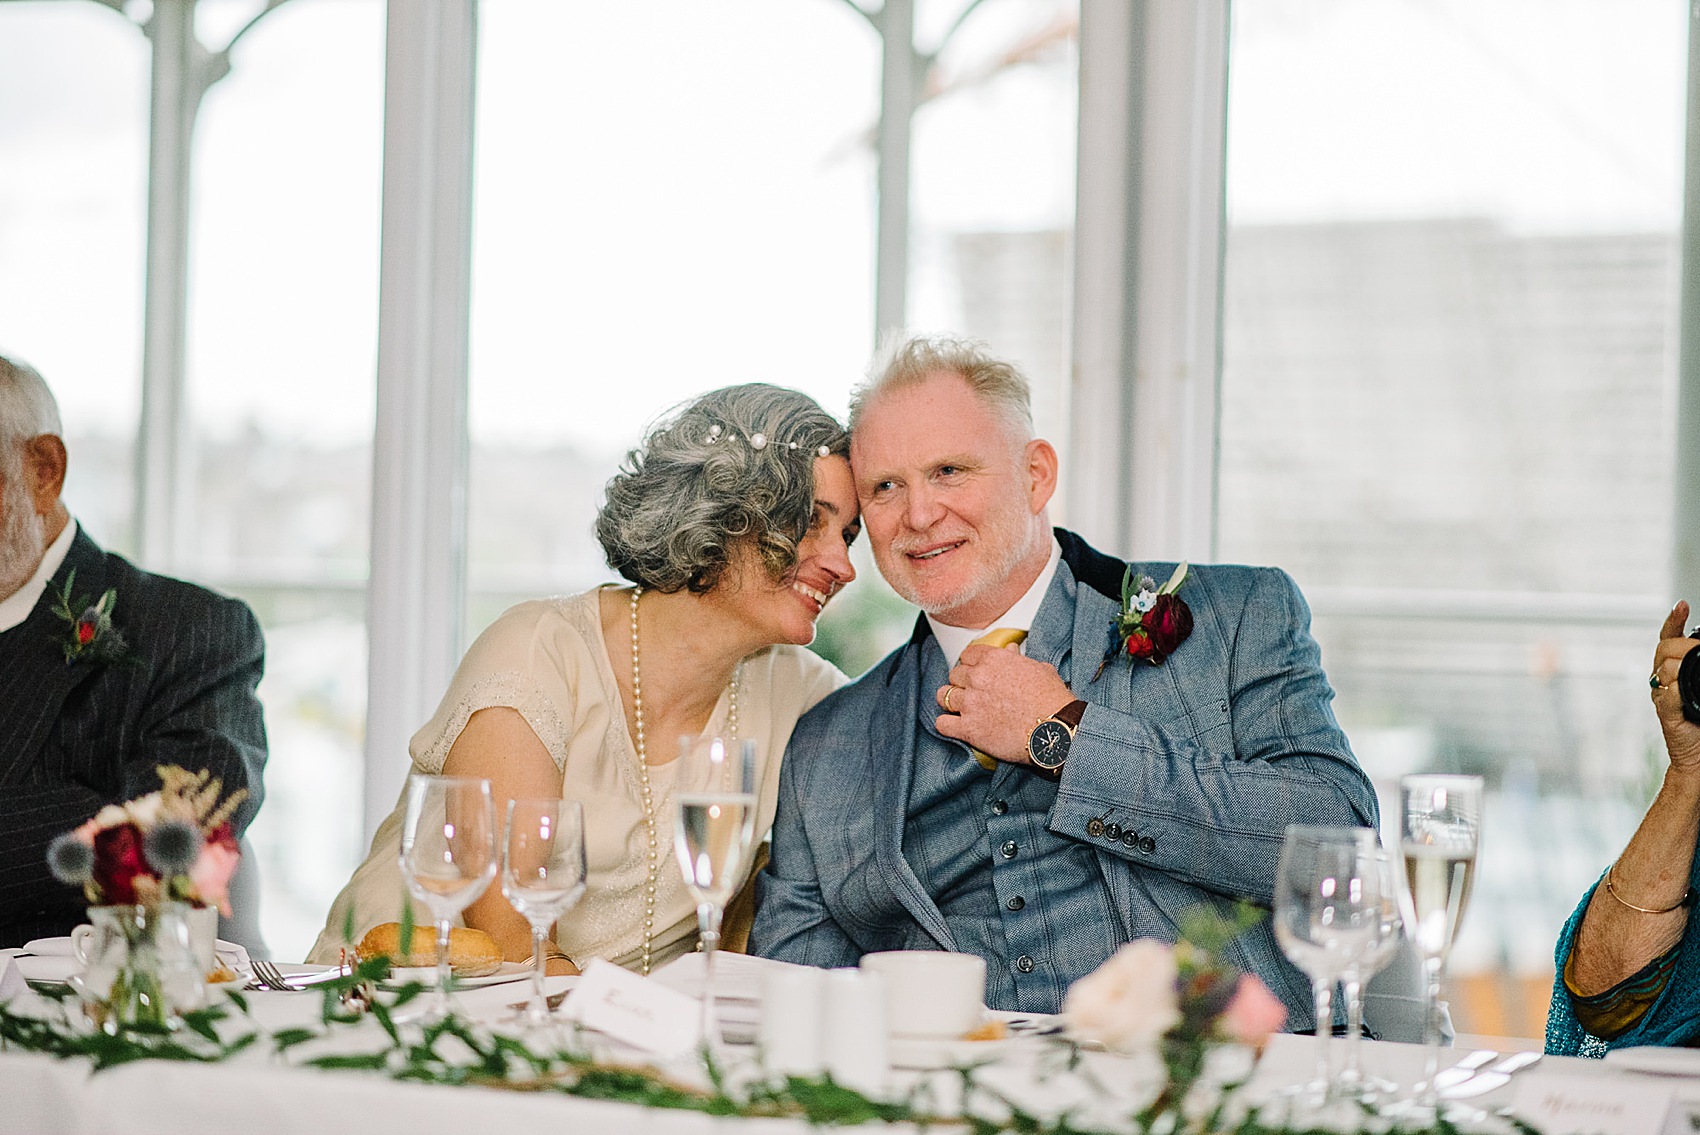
{"left": 1052, "top": 698, "right": 1088, "bottom": 729}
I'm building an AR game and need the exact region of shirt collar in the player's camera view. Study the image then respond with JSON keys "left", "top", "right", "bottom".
{"left": 0, "top": 519, "right": 78, "bottom": 633}
{"left": 927, "top": 536, "right": 1061, "bottom": 670}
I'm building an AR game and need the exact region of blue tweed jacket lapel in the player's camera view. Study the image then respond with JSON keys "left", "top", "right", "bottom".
{"left": 869, "top": 630, "right": 956, "bottom": 951}
{"left": 0, "top": 531, "right": 110, "bottom": 785}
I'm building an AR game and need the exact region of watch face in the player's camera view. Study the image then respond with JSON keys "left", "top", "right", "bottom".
{"left": 1028, "top": 720, "right": 1072, "bottom": 769}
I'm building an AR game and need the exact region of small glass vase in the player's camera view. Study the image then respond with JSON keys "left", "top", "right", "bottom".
{"left": 72, "top": 902, "right": 203, "bottom": 1032}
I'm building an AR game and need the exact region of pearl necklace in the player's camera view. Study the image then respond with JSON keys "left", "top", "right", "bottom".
{"left": 629, "top": 585, "right": 740, "bottom": 975}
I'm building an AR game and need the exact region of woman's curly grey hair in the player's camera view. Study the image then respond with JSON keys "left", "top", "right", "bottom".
{"left": 597, "top": 383, "right": 850, "bottom": 594}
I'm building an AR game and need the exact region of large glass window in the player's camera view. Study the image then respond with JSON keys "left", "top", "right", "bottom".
{"left": 0, "top": 2, "right": 147, "bottom": 544}
{"left": 467, "top": 0, "right": 879, "bottom": 642}
{"left": 1221, "top": 0, "right": 1689, "bottom": 1036}
{"left": 184, "top": 0, "right": 384, "bottom": 960}
{"left": 0, "top": 0, "right": 383, "bottom": 961}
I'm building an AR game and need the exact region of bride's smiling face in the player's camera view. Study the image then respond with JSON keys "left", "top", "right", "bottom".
{"left": 721, "top": 455, "right": 860, "bottom": 647}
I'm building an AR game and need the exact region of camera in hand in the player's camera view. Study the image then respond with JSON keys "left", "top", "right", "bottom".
{"left": 1682, "top": 632, "right": 1700, "bottom": 725}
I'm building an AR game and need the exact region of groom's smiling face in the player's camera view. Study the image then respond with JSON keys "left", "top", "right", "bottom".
{"left": 849, "top": 370, "right": 1055, "bottom": 629}
{"left": 0, "top": 442, "right": 49, "bottom": 602}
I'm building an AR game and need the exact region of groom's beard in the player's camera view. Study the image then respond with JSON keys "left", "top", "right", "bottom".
{"left": 0, "top": 462, "right": 47, "bottom": 602}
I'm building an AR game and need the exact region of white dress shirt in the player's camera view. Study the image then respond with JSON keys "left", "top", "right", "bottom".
{"left": 926, "top": 536, "right": 1062, "bottom": 671}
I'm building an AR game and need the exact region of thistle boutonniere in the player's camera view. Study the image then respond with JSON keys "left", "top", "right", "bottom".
{"left": 1092, "top": 562, "right": 1193, "bottom": 681}
{"left": 49, "top": 570, "right": 129, "bottom": 665}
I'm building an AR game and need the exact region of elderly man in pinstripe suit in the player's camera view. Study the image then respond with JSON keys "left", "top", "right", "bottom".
{"left": 0, "top": 355, "right": 267, "bottom": 948}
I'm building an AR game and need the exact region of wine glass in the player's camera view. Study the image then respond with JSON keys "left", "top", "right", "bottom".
{"left": 399, "top": 775, "right": 498, "bottom": 1020}
{"left": 673, "top": 736, "right": 759, "bottom": 1049}
{"left": 1338, "top": 844, "right": 1404, "bottom": 1101}
{"left": 502, "top": 798, "right": 588, "bottom": 1028}
{"left": 1397, "top": 773, "right": 1483, "bottom": 1112}
{"left": 1273, "top": 824, "right": 1382, "bottom": 1112}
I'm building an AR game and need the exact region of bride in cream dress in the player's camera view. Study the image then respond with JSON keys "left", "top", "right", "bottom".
{"left": 309, "top": 384, "right": 859, "bottom": 974}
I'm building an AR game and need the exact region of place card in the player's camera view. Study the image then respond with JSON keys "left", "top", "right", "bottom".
{"left": 558, "top": 959, "right": 700, "bottom": 1059}
{"left": 1512, "top": 1072, "right": 1676, "bottom": 1135}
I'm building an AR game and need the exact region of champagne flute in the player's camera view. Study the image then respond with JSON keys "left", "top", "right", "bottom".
{"left": 673, "top": 736, "right": 758, "bottom": 1050}
{"left": 1273, "top": 824, "right": 1381, "bottom": 1112}
{"left": 399, "top": 775, "right": 498, "bottom": 1020}
{"left": 502, "top": 798, "right": 588, "bottom": 1028}
{"left": 1398, "top": 773, "right": 1483, "bottom": 1111}
{"left": 1338, "top": 845, "right": 1403, "bottom": 1101}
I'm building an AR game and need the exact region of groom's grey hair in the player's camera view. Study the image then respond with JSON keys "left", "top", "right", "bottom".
{"left": 597, "top": 383, "right": 850, "bottom": 594}
{"left": 848, "top": 334, "right": 1032, "bottom": 443}
{"left": 0, "top": 354, "right": 62, "bottom": 446}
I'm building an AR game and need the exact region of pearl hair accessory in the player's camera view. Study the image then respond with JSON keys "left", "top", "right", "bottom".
{"left": 701, "top": 424, "right": 832, "bottom": 457}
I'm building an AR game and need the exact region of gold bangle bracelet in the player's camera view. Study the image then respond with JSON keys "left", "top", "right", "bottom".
{"left": 1604, "top": 863, "right": 1698, "bottom": 915}
{"left": 524, "top": 944, "right": 574, "bottom": 969}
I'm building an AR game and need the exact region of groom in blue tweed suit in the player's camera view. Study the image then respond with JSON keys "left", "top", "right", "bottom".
{"left": 0, "top": 356, "right": 267, "bottom": 948}
{"left": 750, "top": 336, "right": 1378, "bottom": 1030}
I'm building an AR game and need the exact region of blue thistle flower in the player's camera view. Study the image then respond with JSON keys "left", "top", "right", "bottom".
{"left": 143, "top": 819, "right": 202, "bottom": 876}
{"left": 46, "top": 833, "right": 94, "bottom": 885}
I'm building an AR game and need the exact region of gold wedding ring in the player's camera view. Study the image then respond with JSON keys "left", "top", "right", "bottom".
{"left": 944, "top": 685, "right": 959, "bottom": 713}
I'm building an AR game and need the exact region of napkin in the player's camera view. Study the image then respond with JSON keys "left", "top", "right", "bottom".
{"left": 0, "top": 951, "right": 26, "bottom": 1002}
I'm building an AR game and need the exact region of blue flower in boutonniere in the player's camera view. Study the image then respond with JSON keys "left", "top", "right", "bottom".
{"left": 49, "top": 570, "right": 129, "bottom": 665}
{"left": 1092, "top": 562, "right": 1193, "bottom": 681}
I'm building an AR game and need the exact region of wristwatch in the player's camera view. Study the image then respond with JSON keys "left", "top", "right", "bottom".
{"left": 1028, "top": 699, "right": 1088, "bottom": 771}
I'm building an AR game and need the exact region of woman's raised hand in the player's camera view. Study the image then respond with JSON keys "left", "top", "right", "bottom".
{"left": 1652, "top": 600, "right": 1700, "bottom": 774}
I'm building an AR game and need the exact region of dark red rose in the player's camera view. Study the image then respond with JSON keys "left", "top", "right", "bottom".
{"left": 1141, "top": 593, "right": 1194, "bottom": 660}
{"left": 76, "top": 619, "right": 96, "bottom": 645}
{"left": 91, "top": 822, "right": 149, "bottom": 904}
{"left": 205, "top": 822, "right": 239, "bottom": 854}
{"left": 1125, "top": 631, "right": 1157, "bottom": 660}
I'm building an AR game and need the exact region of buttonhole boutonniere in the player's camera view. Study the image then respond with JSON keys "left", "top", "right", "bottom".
{"left": 49, "top": 570, "right": 130, "bottom": 665}
{"left": 1092, "top": 562, "right": 1193, "bottom": 682}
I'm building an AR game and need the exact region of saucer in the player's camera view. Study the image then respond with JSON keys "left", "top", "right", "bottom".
{"left": 888, "top": 1034, "right": 1015, "bottom": 1069}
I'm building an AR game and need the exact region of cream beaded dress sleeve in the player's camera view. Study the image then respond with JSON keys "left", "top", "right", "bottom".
{"left": 307, "top": 587, "right": 844, "bottom": 970}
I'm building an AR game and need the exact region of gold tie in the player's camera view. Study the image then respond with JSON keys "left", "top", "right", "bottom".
{"left": 965, "top": 628, "right": 1027, "bottom": 770}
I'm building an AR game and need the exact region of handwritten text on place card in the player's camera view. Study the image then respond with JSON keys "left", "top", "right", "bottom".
{"left": 1513, "top": 1073, "right": 1676, "bottom": 1135}
{"left": 558, "top": 959, "right": 699, "bottom": 1059}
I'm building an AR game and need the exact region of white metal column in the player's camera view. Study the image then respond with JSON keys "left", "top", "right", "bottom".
{"left": 1068, "top": 0, "right": 1228, "bottom": 562}
{"left": 1674, "top": 1, "right": 1700, "bottom": 609}
{"left": 364, "top": 0, "right": 478, "bottom": 839}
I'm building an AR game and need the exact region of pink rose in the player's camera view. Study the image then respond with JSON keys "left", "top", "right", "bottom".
{"left": 1217, "top": 973, "right": 1286, "bottom": 1048}
{"left": 189, "top": 824, "right": 241, "bottom": 916}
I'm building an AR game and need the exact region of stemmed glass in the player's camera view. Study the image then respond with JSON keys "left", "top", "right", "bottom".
{"left": 399, "top": 775, "right": 498, "bottom": 1021}
{"left": 673, "top": 736, "right": 759, "bottom": 1049}
{"left": 1338, "top": 845, "right": 1404, "bottom": 1101}
{"left": 1397, "top": 773, "right": 1483, "bottom": 1112}
{"left": 1273, "top": 824, "right": 1382, "bottom": 1112}
{"left": 501, "top": 798, "right": 588, "bottom": 1028}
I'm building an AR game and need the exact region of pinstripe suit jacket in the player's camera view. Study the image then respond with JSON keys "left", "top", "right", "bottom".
{"left": 0, "top": 527, "right": 267, "bottom": 947}
{"left": 750, "top": 529, "right": 1378, "bottom": 1028}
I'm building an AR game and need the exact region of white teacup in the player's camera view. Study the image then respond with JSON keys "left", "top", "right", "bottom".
{"left": 859, "top": 950, "right": 987, "bottom": 1038}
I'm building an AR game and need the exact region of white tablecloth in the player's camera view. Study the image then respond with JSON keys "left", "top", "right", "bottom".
{"left": 0, "top": 972, "right": 1694, "bottom": 1135}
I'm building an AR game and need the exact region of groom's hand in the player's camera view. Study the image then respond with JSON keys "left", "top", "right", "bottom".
{"left": 936, "top": 643, "right": 1075, "bottom": 766}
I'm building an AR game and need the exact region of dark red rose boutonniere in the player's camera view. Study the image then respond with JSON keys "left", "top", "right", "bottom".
{"left": 49, "top": 570, "right": 129, "bottom": 665}
{"left": 1093, "top": 562, "right": 1193, "bottom": 681}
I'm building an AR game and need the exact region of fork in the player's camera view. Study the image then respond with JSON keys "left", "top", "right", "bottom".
{"left": 249, "top": 958, "right": 302, "bottom": 991}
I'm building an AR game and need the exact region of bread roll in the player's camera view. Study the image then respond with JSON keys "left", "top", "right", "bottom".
{"left": 356, "top": 922, "right": 504, "bottom": 977}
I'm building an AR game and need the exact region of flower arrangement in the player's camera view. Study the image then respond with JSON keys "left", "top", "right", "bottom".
{"left": 1094, "top": 563, "right": 1193, "bottom": 681}
{"left": 1063, "top": 907, "right": 1286, "bottom": 1116}
{"left": 46, "top": 766, "right": 247, "bottom": 915}
{"left": 48, "top": 571, "right": 129, "bottom": 665}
